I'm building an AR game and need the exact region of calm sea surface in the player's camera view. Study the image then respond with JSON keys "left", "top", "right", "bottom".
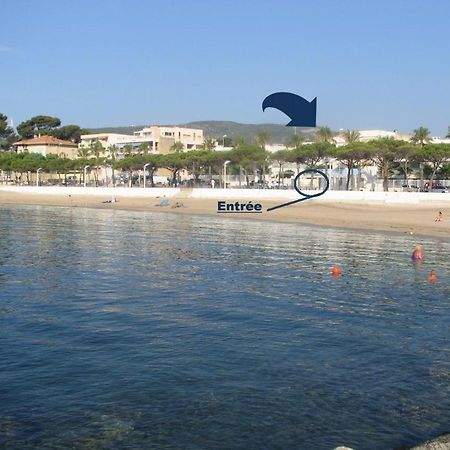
{"left": 0, "top": 205, "right": 449, "bottom": 450}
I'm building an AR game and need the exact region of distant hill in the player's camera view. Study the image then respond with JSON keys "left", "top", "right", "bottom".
{"left": 87, "top": 121, "right": 316, "bottom": 144}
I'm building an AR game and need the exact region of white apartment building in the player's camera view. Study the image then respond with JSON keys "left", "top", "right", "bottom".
{"left": 80, "top": 126, "right": 204, "bottom": 156}
{"left": 333, "top": 129, "right": 412, "bottom": 146}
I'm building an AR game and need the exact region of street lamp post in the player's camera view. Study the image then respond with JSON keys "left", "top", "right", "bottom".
{"left": 143, "top": 163, "right": 150, "bottom": 188}
{"left": 223, "top": 160, "right": 231, "bottom": 189}
{"left": 84, "top": 165, "right": 90, "bottom": 188}
{"left": 36, "top": 168, "right": 43, "bottom": 187}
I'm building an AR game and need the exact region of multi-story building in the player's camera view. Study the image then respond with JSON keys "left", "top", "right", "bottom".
{"left": 80, "top": 126, "right": 204, "bottom": 157}
{"left": 132, "top": 126, "right": 203, "bottom": 153}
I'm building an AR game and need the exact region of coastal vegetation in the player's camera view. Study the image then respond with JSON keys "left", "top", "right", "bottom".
{"left": 1, "top": 113, "right": 86, "bottom": 144}
{"left": 1, "top": 139, "right": 449, "bottom": 190}
{"left": 1, "top": 112, "right": 449, "bottom": 190}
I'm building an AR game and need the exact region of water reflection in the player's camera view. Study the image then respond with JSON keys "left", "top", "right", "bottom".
{"left": 0, "top": 205, "right": 449, "bottom": 450}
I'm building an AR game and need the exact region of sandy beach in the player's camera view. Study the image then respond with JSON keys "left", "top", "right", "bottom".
{"left": 1, "top": 187, "right": 449, "bottom": 239}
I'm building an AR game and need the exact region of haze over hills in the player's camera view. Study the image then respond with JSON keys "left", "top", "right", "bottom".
{"left": 87, "top": 121, "right": 317, "bottom": 144}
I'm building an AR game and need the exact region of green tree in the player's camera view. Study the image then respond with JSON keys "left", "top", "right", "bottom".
{"left": 52, "top": 125, "right": 85, "bottom": 143}
{"left": 77, "top": 147, "right": 91, "bottom": 158}
{"left": 17, "top": 115, "right": 61, "bottom": 138}
{"left": 368, "top": 138, "right": 406, "bottom": 192}
{"left": 123, "top": 144, "right": 134, "bottom": 157}
{"left": 256, "top": 131, "right": 271, "bottom": 150}
{"left": 138, "top": 142, "right": 150, "bottom": 155}
{"left": 411, "top": 126, "right": 432, "bottom": 189}
{"left": 202, "top": 138, "right": 216, "bottom": 151}
{"left": 446, "top": 126, "right": 450, "bottom": 139}
{"left": 315, "top": 126, "right": 334, "bottom": 143}
{"left": 342, "top": 129, "right": 361, "bottom": 144}
{"left": 437, "top": 163, "right": 450, "bottom": 179}
{"left": 184, "top": 150, "right": 211, "bottom": 184}
{"left": 203, "top": 151, "right": 228, "bottom": 184}
{"left": 286, "top": 133, "right": 305, "bottom": 150}
{"left": 416, "top": 144, "right": 450, "bottom": 187}
{"left": 0, "top": 113, "right": 16, "bottom": 150}
{"left": 270, "top": 149, "right": 291, "bottom": 188}
{"left": 394, "top": 144, "right": 415, "bottom": 182}
{"left": 161, "top": 152, "right": 187, "bottom": 185}
{"left": 229, "top": 144, "right": 268, "bottom": 187}
{"left": 107, "top": 145, "right": 119, "bottom": 186}
{"left": 142, "top": 154, "right": 163, "bottom": 187}
{"left": 89, "top": 140, "right": 104, "bottom": 158}
{"left": 45, "top": 154, "right": 67, "bottom": 183}
{"left": 170, "top": 141, "right": 185, "bottom": 153}
{"left": 114, "top": 156, "right": 143, "bottom": 187}
{"left": 299, "top": 142, "right": 335, "bottom": 169}
{"left": 336, "top": 143, "right": 370, "bottom": 190}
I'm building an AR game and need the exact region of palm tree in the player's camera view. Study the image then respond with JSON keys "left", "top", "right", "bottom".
{"left": 286, "top": 133, "right": 305, "bottom": 150}
{"left": 123, "top": 144, "right": 134, "bottom": 157}
{"left": 411, "top": 127, "right": 431, "bottom": 147}
{"left": 316, "top": 126, "right": 334, "bottom": 143}
{"left": 170, "top": 141, "right": 185, "bottom": 153}
{"left": 88, "top": 140, "right": 104, "bottom": 186}
{"left": 270, "top": 150, "right": 290, "bottom": 188}
{"left": 77, "top": 147, "right": 90, "bottom": 158}
{"left": 256, "top": 131, "right": 270, "bottom": 150}
{"left": 107, "top": 145, "right": 119, "bottom": 186}
{"left": 411, "top": 126, "right": 431, "bottom": 189}
{"left": 342, "top": 129, "right": 361, "bottom": 144}
{"left": 203, "top": 138, "right": 215, "bottom": 151}
{"left": 138, "top": 142, "right": 150, "bottom": 155}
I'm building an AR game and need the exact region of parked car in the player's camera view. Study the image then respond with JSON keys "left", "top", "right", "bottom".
{"left": 430, "top": 185, "right": 449, "bottom": 193}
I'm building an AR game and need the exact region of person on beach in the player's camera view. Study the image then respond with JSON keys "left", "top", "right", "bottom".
{"left": 434, "top": 211, "right": 443, "bottom": 222}
{"left": 411, "top": 244, "right": 424, "bottom": 261}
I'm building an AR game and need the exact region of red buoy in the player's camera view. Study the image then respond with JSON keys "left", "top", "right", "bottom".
{"left": 331, "top": 265, "right": 341, "bottom": 277}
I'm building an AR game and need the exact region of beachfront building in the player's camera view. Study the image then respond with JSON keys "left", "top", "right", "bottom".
{"left": 80, "top": 126, "right": 204, "bottom": 157}
{"left": 79, "top": 133, "right": 151, "bottom": 157}
{"left": 333, "top": 129, "right": 412, "bottom": 147}
{"left": 13, "top": 135, "right": 79, "bottom": 159}
{"left": 132, "top": 126, "right": 204, "bottom": 153}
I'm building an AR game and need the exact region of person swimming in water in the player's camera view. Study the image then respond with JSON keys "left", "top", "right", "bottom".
{"left": 411, "top": 244, "right": 424, "bottom": 261}
{"left": 427, "top": 270, "right": 437, "bottom": 283}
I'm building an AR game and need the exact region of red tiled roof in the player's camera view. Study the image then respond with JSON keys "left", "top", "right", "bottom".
{"left": 13, "top": 135, "right": 78, "bottom": 147}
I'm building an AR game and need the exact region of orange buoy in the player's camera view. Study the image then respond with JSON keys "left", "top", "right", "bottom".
{"left": 331, "top": 265, "right": 341, "bottom": 277}
{"left": 427, "top": 270, "right": 437, "bottom": 283}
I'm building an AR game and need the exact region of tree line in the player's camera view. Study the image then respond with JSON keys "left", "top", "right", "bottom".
{"left": 1, "top": 137, "right": 449, "bottom": 190}
{"left": 1, "top": 112, "right": 449, "bottom": 190}
{"left": 0, "top": 113, "right": 85, "bottom": 149}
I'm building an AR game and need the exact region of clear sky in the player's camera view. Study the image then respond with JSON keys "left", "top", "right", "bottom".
{"left": 1, "top": 0, "right": 449, "bottom": 135}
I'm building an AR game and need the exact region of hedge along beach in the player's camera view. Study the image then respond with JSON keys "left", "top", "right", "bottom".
{"left": 1, "top": 185, "right": 449, "bottom": 239}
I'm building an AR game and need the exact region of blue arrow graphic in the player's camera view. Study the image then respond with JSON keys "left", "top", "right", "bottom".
{"left": 262, "top": 92, "right": 317, "bottom": 127}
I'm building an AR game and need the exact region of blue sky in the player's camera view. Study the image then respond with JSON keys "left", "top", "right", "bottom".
{"left": 1, "top": 0, "right": 450, "bottom": 135}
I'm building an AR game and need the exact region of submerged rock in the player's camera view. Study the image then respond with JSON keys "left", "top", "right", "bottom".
{"left": 409, "top": 432, "right": 450, "bottom": 449}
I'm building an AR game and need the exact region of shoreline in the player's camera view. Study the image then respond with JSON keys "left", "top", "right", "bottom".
{"left": 1, "top": 187, "right": 449, "bottom": 239}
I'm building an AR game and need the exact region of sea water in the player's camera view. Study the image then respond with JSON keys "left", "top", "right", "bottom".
{"left": 0, "top": 205, "right": 449, "bottom": 450}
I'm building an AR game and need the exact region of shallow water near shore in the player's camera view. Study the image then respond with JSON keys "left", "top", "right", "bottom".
{"left": 0, "top": 205, "right": 449, "bottom": 450}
